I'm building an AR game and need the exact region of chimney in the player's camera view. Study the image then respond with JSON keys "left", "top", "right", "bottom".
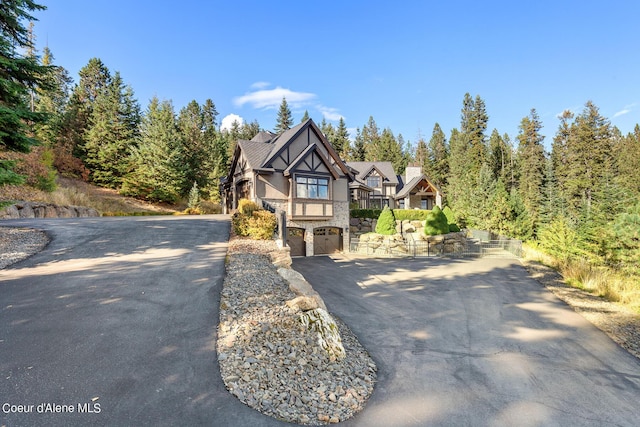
{"left": 405, "top": 165, "right": 423, "bottom": 182}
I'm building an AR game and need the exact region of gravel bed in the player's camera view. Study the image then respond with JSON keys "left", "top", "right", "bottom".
{"left": 219, "top": 239, "right": 377, "bottom": 425}
{"left": 0, "top": 227, "right": 49, "bottom": 269}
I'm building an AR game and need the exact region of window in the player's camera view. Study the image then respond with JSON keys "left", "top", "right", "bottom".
{"left": 366, "top": 175, "right": 381, "bottom": 188}
{"left": 296, "top": 176, "right": 329, "bottom": 199}
{"left": 398, "top": 199, "right": 405, "bottom": 209}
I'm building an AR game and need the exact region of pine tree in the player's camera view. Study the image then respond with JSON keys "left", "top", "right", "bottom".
{"left": 300, "top": 110, "right": 310, "bottom": 123}
{"left": 516, "top": 108, "right": 546, "bottom": 229}
{"left": 83, "top": 71, "right": 140, "bottom": 187}
{"left": 615, "top": 125, "right": 640, "bottom": 197}
{"left": 564, "top": 101, "right": 613, "bottom": 216}
{"left": 426, "top": 123, "right": 448, "bottom": 188}
{"left": 0, "top": 0, "right": 48, "bottom": 156}
{"left": 414, "top": 136, "right": 428, "bottom": 173}
{"left": 334, "top": 117, "right": 350, "bottom": 159}
{"left": 33, "top": 47, "right": 72, "bottom": 146}
{"left": 350, "top": 127, "right": 366, "bottom": 161}
{"left": 380, "top": 128, "right": 405, "bottom": 174}
{"left": 362, "top": 116, "right": 383, "bottom": 161}
{"left": 177, "top": 100, "right": 208, "bottom": 195}
{"left": 274, "top": 97, "right": 292, "bottom": 133}
{"left": 121, "top": 97, "right": 182, "bottom": 202}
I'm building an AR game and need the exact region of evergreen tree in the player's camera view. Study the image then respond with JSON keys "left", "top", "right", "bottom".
{"left": 64, "top": 58, "right": 112, "bottom": 164}
{"left": 0, "top": 0, "right": 45, "bottom": 185}
{"left": 0, "top": 0, "right": 48, "bottom": 157}
{"left": 615, "top": 125, "right": 640, "bottom": 197}
{"left": 274, "top": 97, "right": 292, "bottom": 133}
{"left": 380, "top": 127, "right": 405, "bottom": 174}
{"left": 83, "top": 72, "right": 140, "bottom": 187}
{"left": 33, "top": 47, "right": 72, "bottom": 147}
{"left": 445, "top": 128, "right": 472, "bottom": 225}
{"left": 414, "top": 136, "right": 428, "bottom": 173}
{"left": 564, "top": 101, "right": 614, "bottom": 216}
{"left": 460, "top": 93, "right": 488, "bottom": 174}
{"left": 516, "top": 108, "right": 546, "bottom": 230}
{"left": 350, "top": 127, "right": 366, "bottom": 161}
{"left": 334, "top": 117, "right": 350, "bottom": 159}
{"left": 375, "top": 206, "right": 397, "bottom": 235}
{"left": 551, "top": 109, "right": 574, "bottom": 212}
{"left": 121, "top": 97, "right": 182, "bottom": 202}
{"left": 320, "top": 118, "right": 336, "bottom": 148}
{"left": 426, "top": 122, "right": 448, "bottom": 188}
{"left": 177, "top": 100, "right": 209, "bottom": 195}
{"left": 300, "top": 110, "right": 310, "bottom": 123}
{"left": 362, "top": 116, "right": 383, "bottom": 161}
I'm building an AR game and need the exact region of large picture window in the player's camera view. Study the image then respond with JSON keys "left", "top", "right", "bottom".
{"left": 296, "top": 176, "right": 329, "bottom": 199}
{"left": 366, "top": 175, "right": 381, "bottom": 188}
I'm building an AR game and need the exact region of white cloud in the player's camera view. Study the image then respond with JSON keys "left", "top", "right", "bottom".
{"left": 233, "top": 84, "right": 317, "bottom": 110}
{"left": 220, "top": 113, "right": 244, "bottom": 132}
{"left": 317, "top": 105, "right": 344, "bottom": 121}
{"left": 613, "top": 103, "right": 636, "bottom": 118}
{"left": 250, "top": 81, "right": 271, "bottom": 89}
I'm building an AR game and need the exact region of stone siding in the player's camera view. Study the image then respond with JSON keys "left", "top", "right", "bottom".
{"left": 262, "top": 199, "right": 350, "bottom": 256}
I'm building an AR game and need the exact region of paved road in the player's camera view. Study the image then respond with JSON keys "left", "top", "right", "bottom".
{"left": 293, "top": 255, "right": 640, "bottom": 426}
{"left": 0, "top": 216, "right": 290, "bottom": 427}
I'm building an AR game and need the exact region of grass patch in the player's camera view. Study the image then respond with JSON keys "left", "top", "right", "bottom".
{"left": 523, "top": 243, "right": 640, "bottom": 313}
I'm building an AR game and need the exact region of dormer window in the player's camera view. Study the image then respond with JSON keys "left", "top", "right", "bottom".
{"left": 366, "top": 175, "right": 381, "bottom": 188}
{"left": 296, "top": 176, "right": 329, "bottom": 199}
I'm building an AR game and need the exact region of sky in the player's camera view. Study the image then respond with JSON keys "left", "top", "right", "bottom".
{"left": 31, "top": 1, "right": 640, "bottom": 149}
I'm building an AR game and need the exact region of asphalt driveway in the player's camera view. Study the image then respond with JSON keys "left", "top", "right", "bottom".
{"left": 0, "top": 216, "right": 290, "bottom": 427}
{"left": 292, "top": 255, "right": 640, "bottom": 426}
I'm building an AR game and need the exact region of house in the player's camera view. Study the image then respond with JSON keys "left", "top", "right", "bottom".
{"left": 394, "top": 165, "right": 443, "bottom": 210}
{"left": 347, "top": 162, "right": 443, "bottom": 210}
{"left": 222, "top": 119, "right": 354, "bottom": 257}
{"left": 347, "top": 161, "right": 399, "bottom": 209}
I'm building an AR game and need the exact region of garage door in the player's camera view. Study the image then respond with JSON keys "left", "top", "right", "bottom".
{"left": 313, "top": 227, "right": 342, "bottom": 255}
{"left": 287, "top": 228, "right": 306, "bottom": 257}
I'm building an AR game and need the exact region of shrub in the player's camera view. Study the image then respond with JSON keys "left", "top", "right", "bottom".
{"left": 423, "top": 205, "right": 449, "bottom": 236}
{"left": 232, "top": 208, "right": 276, "bottom": 240}
{"left": 442, "top": 205, "right": 460, "bottom": 232}
{"left": 375, "top": 206, "right": 397, "bottom": 235}
{"left": 393, "top": 209, "right": 431, "bottom": 221}
{"left": 238, "top": 198, "right": 260, "bottom": 216}
{"left": 246, "top": 210, "right": 277, "bottom": 240}
{"left": 350, "top": 208, "right": 382, "bottom": 219}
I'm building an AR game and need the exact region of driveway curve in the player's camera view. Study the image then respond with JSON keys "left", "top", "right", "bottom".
{"left": 0, "top": 216, "right": 289, "bottom": 427}
{"left": 292, "top": 255, "right": 640, "bottom": 427}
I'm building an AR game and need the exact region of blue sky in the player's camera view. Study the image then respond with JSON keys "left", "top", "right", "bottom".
{"left": 32, "top": 1, "right": 639, "bottom": 148}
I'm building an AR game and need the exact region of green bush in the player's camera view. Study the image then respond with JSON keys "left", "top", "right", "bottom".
{"left": 423, "top": 205, "right": 449, "bottom": 236}
{"left": 350, "top": 208, "right": 382, "bottom": 219}
{"left": 393, "top": 209, "right": 431, "bottom": 221}
{"left": 375, "top": 206, "right": 397, "bottom": 235}
{"left": 442, "top": 206, "right": 460, "bottom": 232}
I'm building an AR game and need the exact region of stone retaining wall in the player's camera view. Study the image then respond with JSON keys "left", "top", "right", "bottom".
{"left": 0, "top": 202, "right": 100, "bottom": 219}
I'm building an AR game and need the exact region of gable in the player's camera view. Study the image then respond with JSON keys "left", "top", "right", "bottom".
{"left": 284, "top": 143, "right": 339, "bottom": 179}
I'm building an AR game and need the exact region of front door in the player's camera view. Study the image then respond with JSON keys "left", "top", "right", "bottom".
{"left": 313, "top": 227, "right": 342, "bottom": 255}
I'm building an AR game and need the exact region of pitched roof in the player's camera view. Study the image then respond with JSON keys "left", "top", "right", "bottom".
{"left": 236, "top": 140, "right": 274, "bottom": 170}
{"left": 346, "top": 161, "right": 399, "bottom": 185}
{"left": 394, "top": 174, "right": 442, "bottom": 199}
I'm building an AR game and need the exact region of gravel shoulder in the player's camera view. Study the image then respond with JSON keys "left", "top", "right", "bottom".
{"left": 522, "top": 259, "right": 640, "bottom": 359}
{"left": 0, "top": 226, "right": 49, "bottom": 269}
